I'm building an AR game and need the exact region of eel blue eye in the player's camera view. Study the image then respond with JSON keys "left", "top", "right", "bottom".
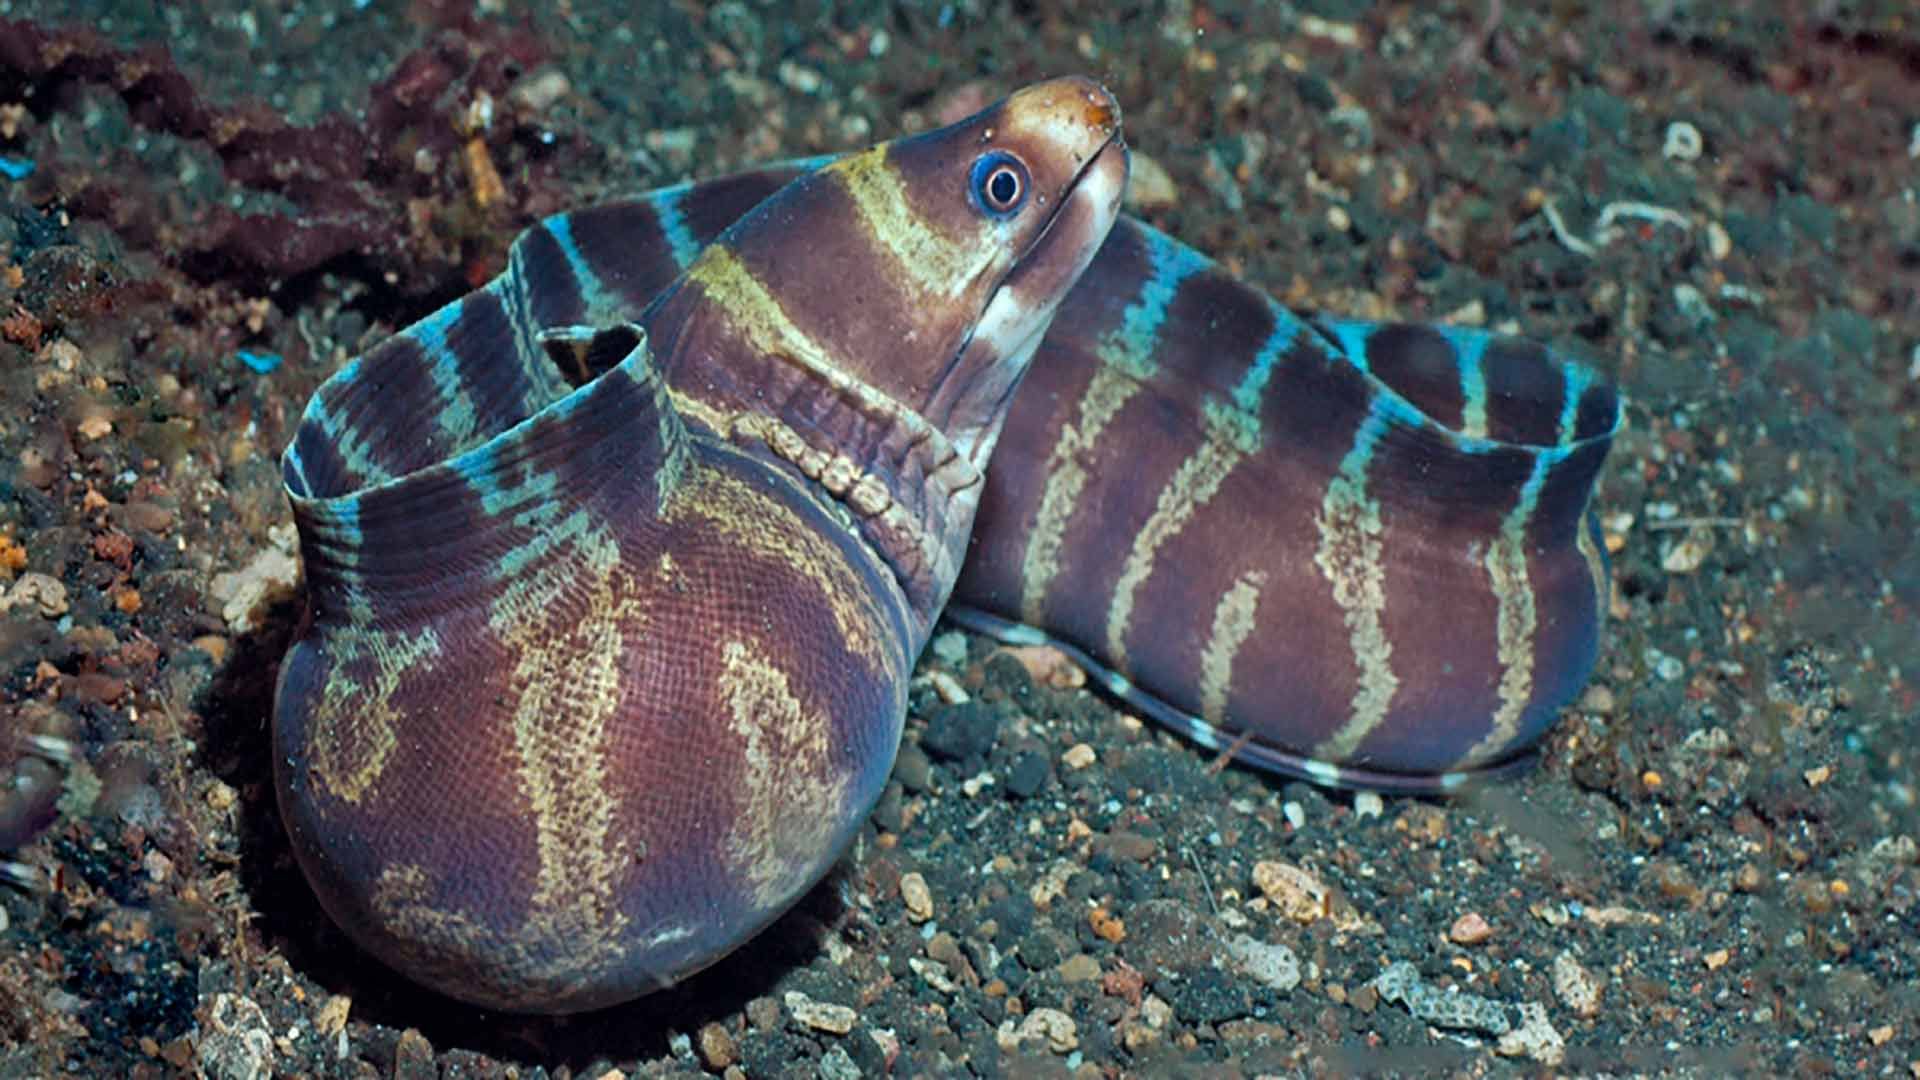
{"left": 970, "top": 151, "right": 1029, "bottom": 216}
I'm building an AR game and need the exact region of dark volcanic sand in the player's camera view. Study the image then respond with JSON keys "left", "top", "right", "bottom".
{"left": 1, "top": 2, "right": 1916, "bottom": 1077}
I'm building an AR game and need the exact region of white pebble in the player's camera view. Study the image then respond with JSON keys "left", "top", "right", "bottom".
{"left": 1662, "top": 120, "right": 1703, "bottom": 161}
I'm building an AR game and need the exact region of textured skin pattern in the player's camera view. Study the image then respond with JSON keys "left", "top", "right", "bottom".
{"left": 275, "top": 78, "right": 1125, "bottom": 1013}
{"left": 959, "top": 236, "right": 1619, "bottom": 793}
{"left": 493, "top": 165, "right": 1621, "bottom": 795}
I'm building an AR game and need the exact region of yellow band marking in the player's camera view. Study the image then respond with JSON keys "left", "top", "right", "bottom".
{"left": 1104, "top": 404, "right": 1253, "bottom": 670}
{"left": 667, "top": 386, "right": 739, "bottom": 437}
{"left": 685, "top": 244, "right": 909, "bottom": 426}
{"left": 371, "top": 859, "right": 618, "bottom": 1003}
{"left": 1467, "top": 507, "right": 1538, "bottom": 765}
{"left": 832, "top": 147, "right": 995, "bottom": 301}
{"left": 487, "top": 518, "right": 637, "bottom": 952}
{"left": 310, "top": 626, "right": 441, "bottom": 805}
{"left": 1310, "top": 432, "right": 1400, "bottom": 763}
{"left": 663, "top": 464, "right": 894, "bottom": 676}
{"left": 1199, "top": 570, "right": 1269, "bottom": 724}
{"left": 1019, "top": 363, "right": 1142, "bottom": 625}
{"left": 718, "top": 638, "right": 854, "bottom": 910}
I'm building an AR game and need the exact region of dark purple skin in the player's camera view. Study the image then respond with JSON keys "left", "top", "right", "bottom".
{"left": 459, "top": 163, "right": 1620, "bottom": 794}
{"left": 272, "top": 78, "right": 1124, "bottom": 1013}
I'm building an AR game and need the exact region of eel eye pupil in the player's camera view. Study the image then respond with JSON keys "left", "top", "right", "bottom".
{"left": 987, "top": 167, "right": 1020, "bottom": 206}
{"left": 971, "top": 152, "right": 1029, "bottom": 216}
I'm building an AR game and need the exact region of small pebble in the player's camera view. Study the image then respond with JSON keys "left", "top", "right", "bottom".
{"left": 1662, "top": 120, "right": 1703, "bottom": 161}
{"left": 930, "top": 629, "right": 969, "bottom": 668}
{"left": 1224, "top": 934, "right": 1300, "bottom": 992}
{"left": 892, "top": 744, "right": 933, "bottom": 793}
{"left": 1352, "top": 791, "right": 1383, "bottom": 819}
{"left": 1004, "top": 750, "right": 1049, "bottom": 798}
{"left": 924, "top": 931, "right": 963, "bottom": 967}
{"left": 784, "top": 991, "right": 856, "bottom": 1035}
{"left": 818, "top": 1046, "right": 859, "bottom": 1080}
{"left": 695, "top": 1022, "right": 735, "bottom": 1070}
{"left": 314, "top": 995, "right": 351, "bottom": 1037}
{"left": 900, "top": 871, "right": 934, "bottom": 922}
{"left": 997, "top": 644, "right": 1085, "bottom": 689}
{"left": 1449, "top": 911, "right": 1494, "bottom": 945}
{"left": 1123, "top": 151, "right": 1177, "bottom": 211}
{"left": 1661, "top": 533, "right": 1710, "bottom": 573}
{"left": 744, "top": 996, "right": 782, "bottom": 1031}
{"left": 921, "top": 701, "right": 1001, "bottom": 763}
{"left": 506, "top": 68, "right": 571, "bottom": 114}
{"left": 1550, "top": 951, "right": 1602, "bottom": 1017}
{"left": 908, "top": 955, "right": 958, "bottom": 994}
{"left": 925, "top": 669, "right": 968, "bottom": 704}
{"left": 0, "top": 572, "right": 68, "bottom": 617}
{"left": 1097, "top": 829, "right": 1156, "bottom": 863}
{"left": 1062, "top": 743, "right": 1096, "bottom": 770}
{"left": 1707, "top": 220, "right": 1732, "bottom": 260}
{"left": 1057, "top": 953, "right": 1101, "bottom": 983}
{"left": 393, "top": 1028, "right": 434, "bottom": 1080}
{"left": 1495, "top": 1002, "right": 1565, "bottom": 1066}
{"left": 997, "top": 1007, "right": 1078, "bottom": 1054}
{"left": 1251, "top": 861, "right": 1328, "bottom": 924}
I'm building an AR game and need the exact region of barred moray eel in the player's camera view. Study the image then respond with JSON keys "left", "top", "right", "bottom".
{"left": 507, "top": 163, "right": 1620, "bottom": 794}
{"left": 273, "top": 78, "right": 1127, "bottom": 1012}
{"left": 275, "top": 77, "right": 1621, "bottom": 1012}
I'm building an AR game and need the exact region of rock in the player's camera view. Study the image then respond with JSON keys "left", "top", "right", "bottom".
{"left": 1057, "top": 953, "right": 1101, "bottom": 983}
{"left": 1224, "top": 934, "right": 1300, "bottom": 992}
{"left": 1124, "top": 151, "right": 1178, "bottom": 211}
{"left": 892, "top": 743, "right": 934, "bottom": 793}
{"left": 1096, "top": 828, "right": 1157, "bottom": 863}
{"left": 784, "top": 990, "right": 856, "bottom": 1035}
{"left": 997, "top": 1007, "right": 1077, "bottom": 1054}
{"left": 1373, "top": 961, "right": 1511, "bottom": 1036}
{"left": 0, "top": 572, "right": 68, "bottom": 617}
{"left": 207, "top": 547, "right": 298, "bottom": 633}
{"left": 695, "top": 1021, "right": 736, "bottom": 1069}
{"left": 993, "top": 643, "right": 1084, "bottom": 689}
{"left": 1449, "top": 911, "right": 1494, "bottom": 945}
{"left": 1251, "top": 860, "right": 1328, "bottom": 923}
{"left": 1496, "top": 1003, "right": 1566, "bottom": 1066}
{"left": 920, "top": 701, "right": 1001, "bottom": 765}
{"left": 1004, "top": 750, "right": 1049, "bottom": 798}
{"left": 1551, "top": 951, "right": 1602, "bottom": 1017}
{"left": 393, "top": 1028, "right": 435, "bottom": 1080}
{"left": 818, "top": 1044, "right": 861, "bottom": 1080}
{"left": 900, "top": 871, "right": 934, "bottom": 922}
{"left": 195, "top": 993, "right": 274, "bottom": 1080}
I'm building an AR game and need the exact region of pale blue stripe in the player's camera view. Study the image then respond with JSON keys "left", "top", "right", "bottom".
{"left": 653, "top": 182, "right": 704, "bottom": 270}
{"left": 541, "top": 214, "right": 621, "bottom": 321}
{"left": 1449, "top": 330, "right": 1491, "bottom": 440}
{"left": 1556, "top": 356, "right": 1594, "bottom": 449}
{"left": 1105, "top": 227, "right": 1211, "bottom": 377}
{"left": 1231, "top": 303, "right": 1302, "bottom": 413}
{"left": 1322, "top": 318, "right": 1378, "bottom": 373}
